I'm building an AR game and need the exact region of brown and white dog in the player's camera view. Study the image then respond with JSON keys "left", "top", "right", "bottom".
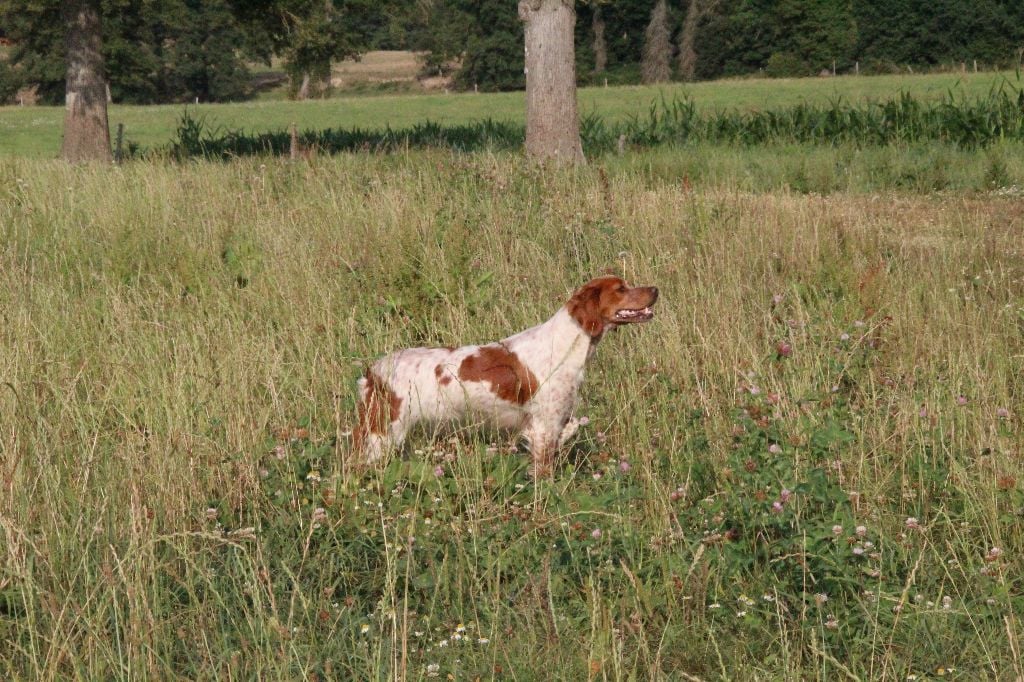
{"left": 354, "top": 275, "right": 659, "bottom": 476}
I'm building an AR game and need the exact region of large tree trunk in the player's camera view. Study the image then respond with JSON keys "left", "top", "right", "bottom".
{"left": 592, "top": 6, "right": 607, "bottom": 74}
{"left": 519, "top": 0, "right": 584, "bottom": 165}
{"left": 297, "top": 72, "right": 312, "bottom": 100}
{"left": 678, "top": 0, "right": 718, "bottom": 81}
{"left": 642, "top": 0, "right": 672, "bottom": 84}
{"left": 61, "top": 0, "right": 111, "bottom": 163}
{"left": 677, "top": 0, "right": 699, "bottom": 80}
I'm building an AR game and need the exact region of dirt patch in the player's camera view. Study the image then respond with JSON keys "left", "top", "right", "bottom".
{"left": 330, "top": 50, "right": 453, "bottom": 92}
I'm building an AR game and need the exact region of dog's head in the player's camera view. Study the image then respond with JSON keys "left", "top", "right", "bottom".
{"left": 567, "top": 275, "right": 659, "bottom": 339}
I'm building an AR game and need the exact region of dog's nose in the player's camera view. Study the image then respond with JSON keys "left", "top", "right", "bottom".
{"left": 649, "top": 286, "right": 659, "bottom": 303}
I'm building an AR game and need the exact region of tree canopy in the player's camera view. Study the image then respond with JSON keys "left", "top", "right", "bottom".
{"left": 0, "top": 0, "right": 384, "bottom": 104}
{"left": 1, "top": 0, "right": 1022, "bottom": 104}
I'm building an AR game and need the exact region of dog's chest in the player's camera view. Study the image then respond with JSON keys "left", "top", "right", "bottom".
{"left": 509, "top": 314, "right": 590, "bottom": 414}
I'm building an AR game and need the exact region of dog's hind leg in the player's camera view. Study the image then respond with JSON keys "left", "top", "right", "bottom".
{"left": 353, "top": 370, "right": 407, "bottom": 463}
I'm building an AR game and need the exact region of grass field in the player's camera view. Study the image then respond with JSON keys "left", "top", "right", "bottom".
{"left": 1, "top": 145, "right": 1022, "bottom": 679}
{"left": 0, "top": 69, "right": 1021, "bottom": 158}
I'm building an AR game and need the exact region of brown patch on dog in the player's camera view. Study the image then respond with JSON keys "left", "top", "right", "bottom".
{"left": 354, "top": 370, "right": 403, "bottom": 446}
{"left": 435, "top": 364, "right": 453, "bottom": 386}
{"left": 566, "top": 279, "right": 608, "bottom": 338}
{"left": 458, "top": 345, "right": 539, "bottom": 404}
{"left": 567, "top": 276, "right": 659, "bottom": 340}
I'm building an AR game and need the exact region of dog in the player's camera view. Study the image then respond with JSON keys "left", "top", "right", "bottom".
{"left": 354, "top": 275, "right": 659, "bottom": 476}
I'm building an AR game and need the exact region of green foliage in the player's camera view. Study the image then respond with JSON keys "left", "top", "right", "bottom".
{"left": 765, "top": 52, "right": 810, "bottom": 78}
{"left": 0, "top": 56, "right": 21, "bottom": 103}
{"left": 598, "top": 0, "right": 657, "bottom": 68}
{"left": 0, "top": 0, "right": 64, "bottom": 103}
{"left": 415, "top": 0, "right": 523, "bottom": 92}
{"left": 413, "top": 0, "right": 1024, "bottom": 84}
{"left": 168, "top": 108, "right": 523, "bottom": 158}
{"left": 411, "top": 0, "right": 474, "bottom": 78}
{"left": 233, "top": 0, "right": 380, "bottom": 96}
{"left": 164, "top": 0, "right": 253, "bottom": 103}
{"left": 0, "top": 0, "right": 253, "bottom": 104}
{"left": 0, "top": 0, "right": 392, "bottom": 104}
{"left": 854, "top": 0, "right": 1024, "bottom": 67}
{"left": 678, "top": 335, "right": 875, "bottom": 630}
{"left": 777, "top": 0, "right": 857, "bottom": 73}
{"left": 164, "top": 85, "right": 1024, "bottom": 159}
{"left": 4, "top": 0, "right": 1024, "bottom": 104}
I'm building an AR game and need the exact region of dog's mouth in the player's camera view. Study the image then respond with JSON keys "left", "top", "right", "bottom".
{"left": 613, "top": 307, "right": 655, "bottom": 323}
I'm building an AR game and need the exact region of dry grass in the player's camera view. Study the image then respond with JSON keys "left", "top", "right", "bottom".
{"left": 1, "top": 151, "right": 1022, "bottom": 679}
{"left": 331, "top": 50, "right": 433, "bottom": 89}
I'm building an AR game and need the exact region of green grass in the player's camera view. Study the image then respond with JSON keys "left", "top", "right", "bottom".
{"left": 1, "top": 70, "right": 1020, "bottom": 157}
{"left": 1, "top": 150, "right": 1022, "bottom": 679}
{"left": 162, "top": 90, "right": 1024, "bottom": 161}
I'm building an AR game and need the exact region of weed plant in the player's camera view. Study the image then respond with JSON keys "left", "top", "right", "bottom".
{"left": 164, "top": 87, "right": 1024, "bottom": 160}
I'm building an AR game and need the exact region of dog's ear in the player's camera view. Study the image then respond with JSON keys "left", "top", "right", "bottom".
{"left": 567, "top": 281, "right": 605, "bottom": 338}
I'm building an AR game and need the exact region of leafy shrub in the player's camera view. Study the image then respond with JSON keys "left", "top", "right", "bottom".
{"left": 684, "top": 385, "right": 862, "bottom": 617}
{"left": 0, "top": 58, "right": 21, "bottom": 104}
{"left": 983, "top": 149, "right": 1012, "bottom": 188}
{"left": 766, "top": 52, "right": 810, "bottom": 78}
{"left": 859, "top": 57, "right": 903, "bottom": 75}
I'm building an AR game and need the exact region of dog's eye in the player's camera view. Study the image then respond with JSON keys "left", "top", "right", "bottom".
{"left": 616, "top": 285, "right": 627, "bottom": 293}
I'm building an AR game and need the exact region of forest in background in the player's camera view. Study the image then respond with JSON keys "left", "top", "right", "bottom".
{"left": 2, "top": 0, "right": 1023, "bottom": 105}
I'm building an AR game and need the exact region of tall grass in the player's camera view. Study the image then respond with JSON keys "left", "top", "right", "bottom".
{"left": 588, "top": 87, "right": 1024, "bottom": 150}
{"left": 164, "top": 87, "right": 1024, "bottom": 159}
{"left": 1, "top": 153, "right": 1022, "bottom": 679}
{"left": 2, "top": 69, "right": 1019, "bottom": 158}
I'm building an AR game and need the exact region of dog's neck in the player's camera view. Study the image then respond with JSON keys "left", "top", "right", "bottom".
{"left": 503, "top": 307, "right": 597, "bottom": 379}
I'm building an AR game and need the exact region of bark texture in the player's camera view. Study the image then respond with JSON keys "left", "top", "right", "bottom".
{"left": 642, "top": 0, "right": 672, "bottom": 84}
{"left": 678, "top": 0, "right": 718, "bottom": 81}
{"left": 61, "top": 0, "right": 112, "bottom": 163}
{"left": 592, "top": 6, "right": 607, "bottom": 74}
{"left": 519, "top": 0, "right": 584, "bottom": 165}
{"left": 297, "top": 73, "right": 312, "bottom": 100}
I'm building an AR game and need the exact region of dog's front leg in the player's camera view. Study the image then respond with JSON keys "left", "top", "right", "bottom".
{"left": 557, "top": 416, "right": 581, "bottom": 447}
{"left": 522, "top": 420, "right": 558, "bottom": 478}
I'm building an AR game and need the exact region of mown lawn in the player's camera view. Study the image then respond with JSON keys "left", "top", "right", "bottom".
{"left": 0, "top": 69, "right": 1019, "bottom": 157}
{"left": 1, "top": 149, "right": 1022, "bottom": 679}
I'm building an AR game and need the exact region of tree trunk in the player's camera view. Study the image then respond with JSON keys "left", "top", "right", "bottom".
{"left": 519, "top": 0, "right": 584, "bottom": 165}
{"left": 61, "top": 0, "right": 111, "bottom": 163}
{"left": 677, "top": 0, "right": 699, "bottom": 80}
{"left": 297, "top": 72, "right": 311, "bottom": 100}
{"left": 678, "top": 0, "right": 718, "bottom": 81}
{"left": 592, "top": 6, "right": 607, "bottom": 74}
{"left": 642, "top": 0, "right": 672, "bottom": 84}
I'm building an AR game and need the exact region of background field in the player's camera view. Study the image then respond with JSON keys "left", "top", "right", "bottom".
{"left": 2, "top": 140, "right": 1023, "bottom": 679}
{"left": 0, "top": 69, "right": 1020, "bottom": 158}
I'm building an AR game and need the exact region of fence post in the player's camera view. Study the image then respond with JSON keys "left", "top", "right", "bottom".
{"left": 114, "top": 123, "right": 124, "bottom": 163}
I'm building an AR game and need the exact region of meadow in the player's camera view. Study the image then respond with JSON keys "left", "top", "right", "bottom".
{"left": 0, "top": 69, "right": 1021, "bottom": 157}
{"left": 1, "top": 71, "right": 1024, "bottom": 680}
